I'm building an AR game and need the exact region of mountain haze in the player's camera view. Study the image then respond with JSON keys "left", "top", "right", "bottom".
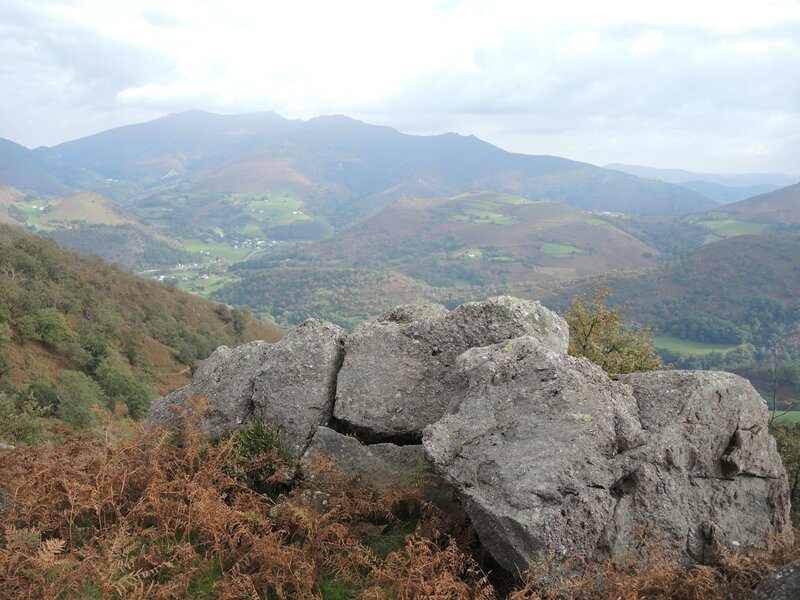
{"left": 9, "top": 110, "right": 717, "bottom": 218}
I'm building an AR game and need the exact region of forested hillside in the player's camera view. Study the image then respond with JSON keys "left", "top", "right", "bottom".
{"left": 0, "top": 224, "right": 280, "bottom": 439}
{"left": 547, "top": 235, "right": 800, "bottom": 404}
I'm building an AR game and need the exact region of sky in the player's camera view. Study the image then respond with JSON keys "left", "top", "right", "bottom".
{"left": 1, "top": 0, "right": 799, "bottom": 175}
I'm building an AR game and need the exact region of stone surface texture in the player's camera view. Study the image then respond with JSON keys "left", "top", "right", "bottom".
{"left": 423, "top": 339, "right": 792, "bottom": 575}
{"left": 147, "top": 319, "right": 345, "bottom": 457}
{"left": 753, "top": 559, "right": 800, "bottom": 600}
{"left": 334, "top": 296, "right": 568, "bottom": 437}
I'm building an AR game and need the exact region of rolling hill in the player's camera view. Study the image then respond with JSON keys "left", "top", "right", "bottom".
{"left": 298, "top": 192, "right": 659, "bottom": 283}
{"left": 216, "top": 191, "right": 659, "bottom": 328}
{"left": 718, "top": 183, "right": 800, "bottom": 225}
{"left": 605, "top": 163, "right": 798, "bottom": 204}
{"left": 40, "top": 190, "right": 140, "bottom": 227}
{"left": 0, "top": 224, "right": 281, "bottom": 409}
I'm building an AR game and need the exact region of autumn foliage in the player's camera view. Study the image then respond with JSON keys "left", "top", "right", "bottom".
{"left": 0, "top": 402, "right": 797, "bottom": 599}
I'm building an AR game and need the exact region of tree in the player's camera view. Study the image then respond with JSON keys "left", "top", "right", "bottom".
{"left": 54, "top": 370, "right": 106, "bottom": 429}
{"left": 565, "top": 283, "right": 664, "bottom": 375}
{"left": 94, "top": 354, "right": 153, "bottom": 419}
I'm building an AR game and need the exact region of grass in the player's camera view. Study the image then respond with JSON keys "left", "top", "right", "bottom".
{"left": 182, "top": 239, "right": 253, "bottom": 262}
{"left": 540, "top": 242, "right": 583, "bottom": 256}
{"left": 452, "top": 210, "right": 519, "bottom": 225}
{"left": 179, "top": 273, "right": 239, "bottom": 297}
{"left": 12, "top": 200, "right": 55, "bottom": 230}
{"left": 450, "top": 193, "right": 527, "bottom": 225}
{"left": 773, "top": 410, "right": 800, "bottom": 423}
{"left": 694, "top": 219, "right": 769, "bottom": 238}
{"left": 654, "top": 334, "right": 740, "bottom": 356}
{"left": 458, "top": 248, "right": 484, "bottom": 259}
{"left": 230, "top": 190, "right": 310, "bottom": 226}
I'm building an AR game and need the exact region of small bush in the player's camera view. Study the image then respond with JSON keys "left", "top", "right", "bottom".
{"left": 0, "top": 392, "right": 50, "bottom": 446}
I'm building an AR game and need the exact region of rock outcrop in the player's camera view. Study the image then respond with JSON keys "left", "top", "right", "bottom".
{"left": 334, "top": 297, "right": 568, "bottom": 438}
{"left": 424, "top": 349, "right": 792, "bottom": 574}
{"left": 148, "top": 319, "right": 345, "bottom": 458}
{"left": 148, "top": 297, "right": 792, "bottom": 577}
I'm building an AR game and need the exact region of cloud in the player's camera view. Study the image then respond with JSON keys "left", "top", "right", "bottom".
{"left": 0, "top": 0, "right": 798, "bottom": 173}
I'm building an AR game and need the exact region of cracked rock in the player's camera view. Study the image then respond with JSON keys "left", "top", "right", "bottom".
{"left": 147, "top": 319, "right": 345, "bottom": 458}
{"left": 334, "top": 296, "right": 569, "bottom": 437}
{"left": 302, "top": 426, "right": 459, "bottom": 514}
{"left": 424, "top": 343, "right": 792, "bottom": 575}
{"left": 423, "top": 335, "right": 645, "bottom": 575}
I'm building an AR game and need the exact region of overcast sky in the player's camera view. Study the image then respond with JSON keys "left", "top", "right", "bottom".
{"left": 1, "top": 0, "right": 798, "bottom": 174}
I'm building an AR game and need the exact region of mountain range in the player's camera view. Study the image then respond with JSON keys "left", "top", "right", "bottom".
{"left": 4, "top": 110, "right": 719, "bottom": 218}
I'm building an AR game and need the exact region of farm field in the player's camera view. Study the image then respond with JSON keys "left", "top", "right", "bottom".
{"left": 773, "top": 410, "right": 800, "bottom": 423}
{"left": 182, "top": 239, "right": 254, "bottom": 262}
{"left": 540, "top": 242, "right": 583, "bottom": 255}
{"left": 449, "top": 192, "right": 531, "bottom": 225}
{"left": 230, "top": 190, "right": 310, "bottom": 226}
{"left": 691, "top": 218, "right": 769, "bottom": 238}
{"left": 654, "top": 334, "right": 740, "bottom": 356}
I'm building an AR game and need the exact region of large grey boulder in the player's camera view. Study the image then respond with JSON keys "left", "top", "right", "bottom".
{"left": 753, "top": 559, "right": 800, "bottom": 600}
{"left": 148, "top": 319, "right": 346, "bottom": 458}
{"left": 423, "top": 339, "right": 792, "bottom": 575}
{"left": 424, "top": 335, "right": 646, "bottom": 574}
{"left": 615, "top": 370, "right": 793, "bottom": 563}
{"left": 334, "top": 296, "right": 568, "bottom": 438}
{"left": 147, "top": 340, "right": 274, "bottom": 436}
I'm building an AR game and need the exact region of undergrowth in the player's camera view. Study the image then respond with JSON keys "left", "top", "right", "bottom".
{"left": 0, "top": 399, "right": 798, "bottom": 599}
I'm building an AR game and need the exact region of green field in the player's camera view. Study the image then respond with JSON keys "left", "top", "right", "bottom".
{"left": 12, "top": 200, "right": 55, "bottom": 230}
{"left": 654, "top": 334, "right": 739, "bottom": 356}
{"left": 450, "top": 193, "right": 527, "bottom": 225}
{"left": 692, "top": 218, "right": 769, "bottom": 238}
{"left": 540, "top": 242, "right": 583, "bottom": 256}
{"left": 230, "top": 191, "right": 310, "bottom": 226}
{"left": 774, "top": 410, "right": 800, "bottom": 423}
{"left": 452, "top": 210, "right": 519, "bottom": 225}
{"left": 182, "top": 240, "right": 253, "bottom": 262}
{"left": 179, "top": 273, "right": 238, "bottom": 297}
{"left": 458, "top": 247, "right": 484, "bottom": 259}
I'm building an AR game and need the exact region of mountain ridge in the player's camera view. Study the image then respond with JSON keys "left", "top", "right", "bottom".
{"left": 0, "top": 110, "right": 716, "bottom": 216}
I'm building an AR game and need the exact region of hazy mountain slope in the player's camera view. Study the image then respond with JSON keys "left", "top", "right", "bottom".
{"left": 0, "top": 139, "right": 72, "bottom": 195}
{"left": 718, "top": 183, "right": 800, "bottom": 224}
{"left": 37, "top": 110, "right": 295, "bottom": 181}
{"left": 606, "top": 163, "right": 797, "bottom": 187}
{"left": 676, "top": 180, "right": 779, "bottom": 204}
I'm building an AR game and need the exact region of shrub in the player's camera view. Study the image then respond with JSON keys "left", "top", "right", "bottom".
{"left": 94, "top": 354, "right": 153, "bottom": 419}
{"left": 54, "top": 370, "right": 106, "bottom": 429}
{"left": 0, "top": 392, "right": 50, "bottom": 446}
{"left": 565, "top": 283, "right": 664, "bottom": 375}
{"left": 15, "top": 307, "right": 76, "bottom": 353}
